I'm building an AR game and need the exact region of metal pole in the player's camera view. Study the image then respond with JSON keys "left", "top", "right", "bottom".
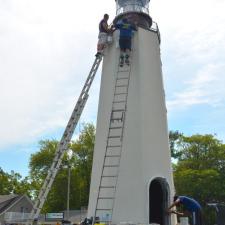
{"left": 67, "top": 165, "right": 71, "bottom": 220}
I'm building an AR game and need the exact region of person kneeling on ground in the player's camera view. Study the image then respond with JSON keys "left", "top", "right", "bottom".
{"left": 167, "top": 195, "right": 203, "bottom": 225}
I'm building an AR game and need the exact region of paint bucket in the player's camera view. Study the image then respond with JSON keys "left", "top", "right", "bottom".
{"left": 180, "top": 217, "right": 189, "bottom": 225}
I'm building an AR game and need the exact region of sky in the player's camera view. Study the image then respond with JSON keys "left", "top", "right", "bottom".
{"left": 0, "top": 0, "right": 225, "bottom": 177}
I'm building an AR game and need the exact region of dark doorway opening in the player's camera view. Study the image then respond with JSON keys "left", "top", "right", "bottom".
{"left": 149, "top": 178, "right": 170, "bottom": 225}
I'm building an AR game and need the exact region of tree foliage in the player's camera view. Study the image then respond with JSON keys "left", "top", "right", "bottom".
{"left": 172, "top": 133, "right": 225, "bottom": 224}
{"left": 169, "top": 130, "right": 183, "bottom": 159}
{"left": 70, "top": 123, "right": 95, "bottom": 208}
{"left": 0, "top": 168, "right": 31, "bottom": 196}
{"left": 28, "top": 123, "right": 95, "bottom": 212}
{"left": 2, "top": 122, "right": 225, "bottom": 225}
{"left": 173, "top": 134, "right": 225, "bottom": 202}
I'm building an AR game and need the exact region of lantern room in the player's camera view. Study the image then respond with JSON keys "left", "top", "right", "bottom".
{"left": 115, "top": 0, "right": 150, "bottom": 15}
{"left": 114, "top": 0, "right": 152, "bottom": 29}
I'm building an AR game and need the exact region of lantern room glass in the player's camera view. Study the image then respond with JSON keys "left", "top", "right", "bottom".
{"left": 116, "top": 0, "right": 150, "bottom": 15}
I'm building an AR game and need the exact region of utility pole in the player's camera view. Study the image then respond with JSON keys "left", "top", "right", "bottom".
{"left": 67, "top": 149, "right": 73, "bottom": 221}
{"left": 67, "top": 164, "right": 71, "bottom": 220}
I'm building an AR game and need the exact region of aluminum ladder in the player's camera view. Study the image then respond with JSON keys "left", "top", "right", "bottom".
{"left": 94, "top": 55, "right": 132, "bottom": 224}
{"left": 27, "top": 55, "right": 103, "bottom": 225}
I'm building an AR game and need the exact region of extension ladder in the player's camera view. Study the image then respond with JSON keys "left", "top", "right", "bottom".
{"left": 27, "top": 55, "right": 103, "bottom": 224}
{"left": 94, "top": 55, "right": 132, "bottom": 224}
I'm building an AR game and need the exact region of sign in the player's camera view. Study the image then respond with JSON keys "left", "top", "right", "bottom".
{"left": 45, "top": 213, "right": 64, "bottom": 220}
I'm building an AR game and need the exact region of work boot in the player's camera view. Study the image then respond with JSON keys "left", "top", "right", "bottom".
{"left": 120, "top": 55, "right": 124, "bottom": 67}
{"left": 95, "top": 52, "right": 101, "bottom": 57}
{"left": 125, "top": 54, "right": 130, "bottom": 66}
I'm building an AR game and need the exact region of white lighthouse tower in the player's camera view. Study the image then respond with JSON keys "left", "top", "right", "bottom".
{"left": 88, "top": 1, "right": 175, "bottom": 225}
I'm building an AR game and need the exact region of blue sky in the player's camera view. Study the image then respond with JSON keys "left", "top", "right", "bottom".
{"left": 0, "top": 0, "right": 225, "bottom": 177}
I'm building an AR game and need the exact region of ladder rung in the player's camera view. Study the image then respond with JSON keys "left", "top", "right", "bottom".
{"left": 100, "top": 186, "right": 116, "bottom": 188}
{"left": 112, "top": 109, "right": 125, "bottom": 112}
{"left": 102, "top": 175, "right": 118, "bottom": 177}
{"left": 108, "top": 135, "right": 121, "bottom": 138}
{"left": 109, "top": 126, "right": 123, "bottom": 129}
{"left": 118, "top": 70, "right": 130, "bottom": 72}
{"left": 113, "top": 100, "right": 126, "bottom": 103}
{"left": 110, "top": 118, "right": 122, "bottom": 121}
{"left": 96, "top": 208, "right": 112, "bottom": 211}
{"left": 104, "top": 165, "right": 119, "bottom": 167}
{"left": 98, "top": 197, "right": 115, "bottom": 199}
{"left": 116, "top": 77, "right": 129, "bottom": 81}
{"left": 116, "top": 77, "right": 129, "bottom": 80}
{"left": 114, "top": 92, "right": 127, "bottom": 95}
{"left": 105, "top": 155, "right": 121, "bottom": 158}
{"left": 107, "top": 145, "right": 121, "bottom": 148}
{"left": 115, "top": 85, "right": 128, "bottom": 88}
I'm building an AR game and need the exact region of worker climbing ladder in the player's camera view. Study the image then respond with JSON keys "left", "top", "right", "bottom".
{"left": 27, "top": 55, "right": 103, "bottom": 225}
{"left": 93, "top": 53, "right": 133, "bottom": 224}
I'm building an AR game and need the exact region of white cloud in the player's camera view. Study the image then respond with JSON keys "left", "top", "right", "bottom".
{"left": 151, "top": 0, "right": 225, "bottom": 63}
{"left": 150, "top": 0, "right": 225, "bottom": 112}
{"left": 0, "top": 0, "right": 114, "bottom": 149}
{"left": 167, "top": 63, "right": 225, "bottom": 110}
{"left": 0, "top": 0, "right": 225, "bottom": 150}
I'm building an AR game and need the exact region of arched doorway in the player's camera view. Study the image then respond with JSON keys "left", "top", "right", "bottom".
{"left": 149, "top": 177, "right": 170, "bottom": 225}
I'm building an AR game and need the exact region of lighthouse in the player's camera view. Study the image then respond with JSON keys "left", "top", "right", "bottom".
{"left": 87, "top": 0, "right": 175, "bottom": 224}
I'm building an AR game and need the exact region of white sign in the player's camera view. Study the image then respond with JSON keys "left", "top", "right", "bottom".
{"left": 46, "top": 213, "right": 64, "bottom": 220}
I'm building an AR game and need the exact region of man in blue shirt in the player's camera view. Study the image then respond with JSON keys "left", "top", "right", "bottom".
{"left": 115, "top": 18, "right": 137, "bottom": 66}
{"left": 167, "top": 195, "right": 203, "bottom": 225}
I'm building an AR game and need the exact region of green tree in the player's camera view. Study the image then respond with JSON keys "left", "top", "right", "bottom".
{"left": 172, "top": 134, "right": 225, "bottom": 224}
{"left": 174, "top": 134, "right": 225, "bottom": 202}
{"left": 169, "top": 130, "right": 183, "bottom": 159}
{"left": 0, "top": 167, "right": 31, "bottom": 196}
{"left": 0, "top": 168, "right": 11, "bottom": 194}
{"left": 29, "top": 125, "right": 225, "bottom": 224}
{"left": 71, "top": 123, "right": 95, "bottom": 207}
{"left": 29, "top": 140, "right": 59, "bottom": 198}
{"left": 29, "top": 139, "right": 78, "bottom": 212}
{"left": 29, "top": 123, "right": 95, "bottom": 212}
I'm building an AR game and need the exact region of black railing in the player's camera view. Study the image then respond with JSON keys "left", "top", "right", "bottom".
{"left": 149, "top": 21, "right": 161, "bottom": 44}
